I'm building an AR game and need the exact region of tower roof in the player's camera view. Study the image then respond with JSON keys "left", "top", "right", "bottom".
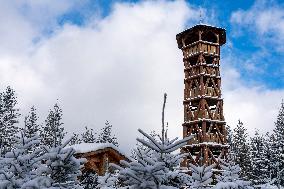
{"left": 176, "top": 24, "right": 226, "bottom": 49}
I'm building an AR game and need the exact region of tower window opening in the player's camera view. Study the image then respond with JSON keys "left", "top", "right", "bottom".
{"left": 202, "top": 31, "right": 217, "bottom": 43}
{"left": 184, "top": 32, "right": 199, "bottom": 46}
{"left": 208, "top": 79, "right": 214, "bottom": 88}
{"left": 190, "top": 105, "right": 198, "bottom": 111}
{"left": 198, "top": 122, "right": 202, "bottom": 129}
{"left": 191, "top": 82, "right": 197, "bottom": 89}
{"left": 209, "top": 105, "right": 216, "bottom": 110}
{"left": 212, "top": 149, "right": 221, "bottom": 156}
{"left": 188, "top": 56, "right": 198, "bottom": 66}
{"left": 206, "top": 122, "right": 211, "bottom": 132}
{"left": 219, "top": 125, "right": 223, "bottom": 133}
{"left": 204, "top": 56, "right": 214, "bottom": 65}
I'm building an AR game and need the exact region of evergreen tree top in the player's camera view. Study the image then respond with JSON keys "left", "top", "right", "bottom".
{"left": 24, "top": 106, "right": 40, "bottom": 139}
{"left": 274, "top": 100, "right": 284, "bottom": 141}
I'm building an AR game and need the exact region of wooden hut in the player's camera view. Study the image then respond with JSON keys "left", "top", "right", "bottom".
{"left": 70, "top": 143, "right": 129, "bottom": 175}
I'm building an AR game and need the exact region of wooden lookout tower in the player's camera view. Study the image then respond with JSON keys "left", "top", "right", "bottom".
{"left": 176, "top": 25, "right": 229, "bottom": 166}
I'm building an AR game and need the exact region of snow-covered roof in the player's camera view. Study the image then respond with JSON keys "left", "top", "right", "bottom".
{"left": 69, "top": 143, "right": 127, "bottom": 157}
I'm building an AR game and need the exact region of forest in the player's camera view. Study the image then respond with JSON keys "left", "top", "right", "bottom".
{"left": 0, "top": 87, "right": 283, "bottom": 189}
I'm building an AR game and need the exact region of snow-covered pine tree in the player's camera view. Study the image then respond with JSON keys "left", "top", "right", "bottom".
{"left": 97, "top": 172, "right": 119, "bottom": 189}
{"left": 40, "top": 137, "right": 85, "bottom": 188}
{"left": 266, "top": 133, "right": 282, "bottom": 186}
{"left": 250, "top": 130, "right": 268, "bottom": 185}
{"left": 256, "top": 132, "right": 277, "bottom": 188}
{"left": 226, "top": 125, "right": 233, "bottom": 148}
{"left": 130, "top": 130, "right": 158, "bottom": 160}
{"left": 189, "top": 163, "right": 215, "bottom": 189}
{"left": 0, "top": 132, "right": 50, "bottom": 188}
{"left": 69, "top": 132, "right": 82, "bottom": 145}
{"left": 81, "top": 126, "right": 97, "bottom": 143}
{"left": 0, "top": 86, "right": 20, "bottom": 156}
{"left": 272, "top": 100, "right": 284, "bottom": 186}
{"left": 24, "top": 106, "right": 40, "bottom": 139}
{"left": 232, "top": 120, "right": 252, "bottom": 180}
{"left": 108, "top": 93, "right": 193, "bottom": 188}
{"left": 214, "top": 152, "right": 251, "bottom": 189}
{"left": 263, "top": 132, "right": 273, "bottom": 178}
{"left": 97, "top": 121, "right": 118, "bottom": 147}
{"left": 40, "top": 103, "right": 66, "bottom": 148}
{"left": 80, "top": 171, "right": 99, "bottom": 189}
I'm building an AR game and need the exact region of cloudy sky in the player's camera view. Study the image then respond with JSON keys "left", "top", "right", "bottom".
{"left": 1, "top": 0, "right": 284, "bottom": 153}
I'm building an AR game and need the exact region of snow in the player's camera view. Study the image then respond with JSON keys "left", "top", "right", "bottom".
{"left": 69, "top": 142, "right": 128, "bottom": 158}
{"left": 186, "top": 119, "right": 226, "bottom": 123}
{"left": 185, "top": 142, "right": 230, "bottom": 147}
{"left": 184, "top": 96, "right": 222, "bottom": 101}
{"left": 100, "top": 94, "right": 194, "bottom": 188}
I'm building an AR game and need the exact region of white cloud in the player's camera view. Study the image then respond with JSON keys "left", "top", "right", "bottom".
{"left": 230, "top": 0, "right": 284, "bottom": 51}
{"left": 221, "top": 58, "right": 284, "bottom": 135}
{"left": 0, "top": 0, "right": 283, "bottom": 154}
{"left": 0, "top": 0, "right": 200, "bottom": 154}
{"left": 227, "top": 0, "right": 284, "bottom": 134}
{"left": 0, "top": 0, "right": 84, "bottom": 55}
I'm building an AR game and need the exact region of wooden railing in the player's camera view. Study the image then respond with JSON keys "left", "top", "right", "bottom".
{"left": 205, "top": 87, "right": 217, "bottom": 96}
{"left": 184, "top": 87, "right": 218, "bottom": 99}
{"left": 182, "top": 41, "right": 219, "bottom": 58}
{"left": 204, "top": 133, "right": 222, "bottom": 143}
{"left": 184, "top": 108, "right": 219, "bottom": 121}
{"left": 184, "top": 88, "right": 200, "bottom": 98}
{"left": 187, "top": 133, "right": 223, "bottom": 145}
{"left": 185, "top": 66, "right": 220, "bottom": 78}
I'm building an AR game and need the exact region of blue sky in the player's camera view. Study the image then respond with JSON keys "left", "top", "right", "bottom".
{"left": 0, "top": 0, "right": 284, "bottom": 153}
{"left": 46, "top": 0, "right": 284, "bottom": 90}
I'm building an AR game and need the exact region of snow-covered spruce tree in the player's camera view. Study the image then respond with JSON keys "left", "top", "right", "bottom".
{"left": 263, "top": 133, "right": 274, "bottom": 181}
{"left": 189, "top": 163, "right": 215, "bottom": 189}
{"left": 108, "top": 93, "right": 193, "bottom": 188}
{"left": 40, "top": 103, "right": 66, "bottom": 148}
{"left": 81, "top": 126, "right": 97, "bottom": 143}
{"left": 0, "top": 86, "right": 20, "bottom": 156}
{"left": 214, "top": 152, "right": 251, "bottom": 189}
{"left": 69, "top": 132, "right": 82, "bottom": 146}
{"left": 40, "top": 137, "right": 85, "bottom": 188}
{"left": 24, "top": 106, "right": 40, "bottom": 139}
{"left": 272, "top": 100, "right": 284, "bottom": 186}
{"left": 232, "top": 120, "right": 252, "bottom": 180}
{"left": 97, "top": 121, "right": 118, "bottom": 147}
{"left": 97, "top": 172, "right": 119, "bottom": 189}
{"left": 253, "top": 132, "right": 278, "bottom": 189}
{"left": 130, "top": 130, "right": 158, "bottom": 160}
{"left": 226, "top": 125, "right": 233, "bottom": 148}
{"left": 80, "top": 171, "right": 99, "bottom": 189}
{"left": 24, "top": 106, "right": 41, "bottom": 154}
{"left": 0, "top": 132, "right": 50, "bottom": 188}
{"left": 250, "top": 130, "right": 269, "bottom": 185}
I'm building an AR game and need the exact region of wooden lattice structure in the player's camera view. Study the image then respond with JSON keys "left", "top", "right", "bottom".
{"left": 176, "top": 24, "right": 229, "bottom": 167}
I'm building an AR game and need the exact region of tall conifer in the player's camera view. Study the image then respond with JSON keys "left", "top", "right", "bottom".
{"left": 97, "top": 121, "right": 118, "bottom": 147}
{"left": 0, "top": 86, "right": 20, "bottom": 156}
{"left": 272, "top": 101, "right": 284, "bottom": 186}
{"left": 40, "top": 103, "right": 66, "bottom": 148}
{"left": 232, "top": 120, "right": 252, "bottom": 180}
{"left": 250, "top": 130, "right": 268, "bottom": 184}
{"left": 24, "top": 106, "right": 40, "bottom": 139}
